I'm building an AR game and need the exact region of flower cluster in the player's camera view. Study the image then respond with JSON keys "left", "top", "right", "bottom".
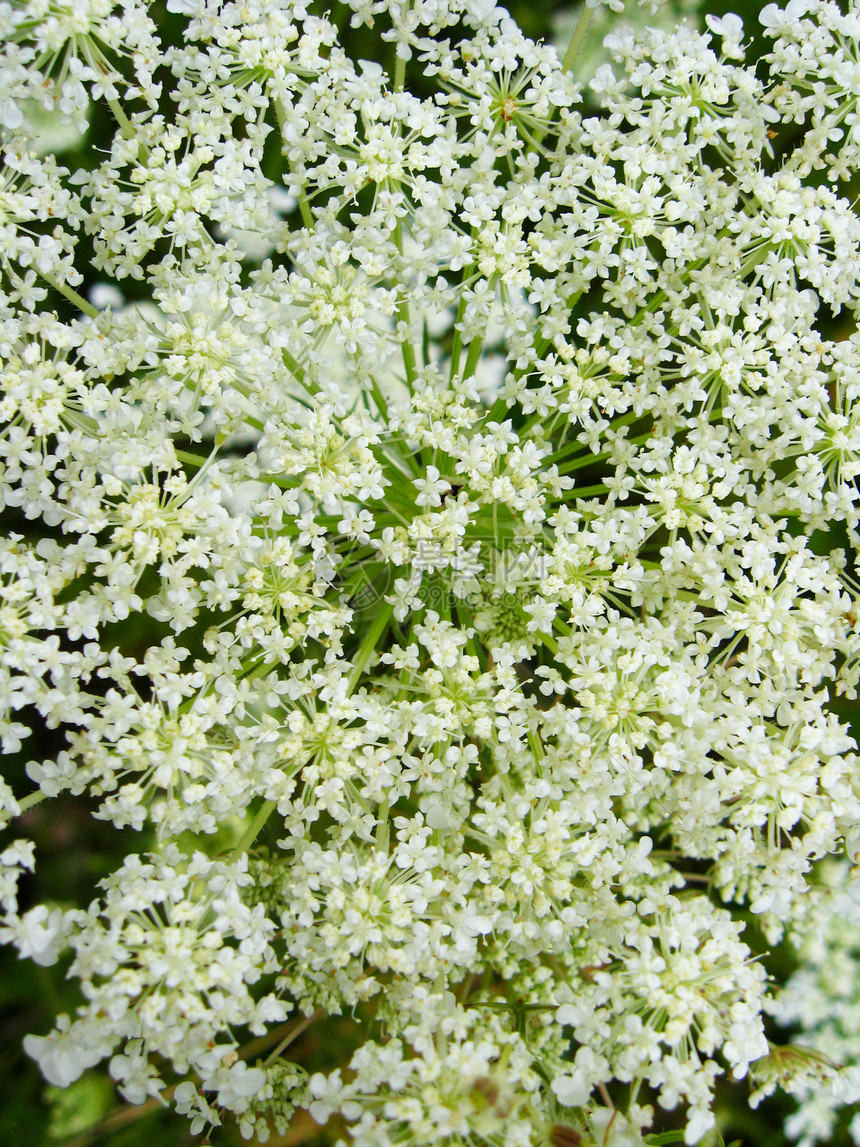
{"left": 752, "top": 860, "right": 860, "bottom": 1147}
{"left": 21, "top": 847, "right": 286, "bottom": 1121}
{"left": 2, "top": 0, "right": 860, "bottom": 1144}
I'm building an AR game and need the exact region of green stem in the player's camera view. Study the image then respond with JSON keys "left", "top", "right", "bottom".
{"left": 553, "top": 615, "right": 572, "bottom": 638}
{"left": 527, "top": 728, "right": 545, "bottom": 764}
{"left": 231, "top": 799, "right": 276, "bottom": 860}
{"left": 555, "top": 450, "right": 609, "bottom": 473}
{"left": 449, "top": 301, "right": 467, "bottom": 382}
{"left": 46, "top": 278, "right": 98, "bottom": 318}
{"left": 393, "top": 0, "right": 409, "bottom": 92}
{"left": 531, "top": 4, "right": 595, "bottom": 147}
{"left": 263, "top": 1009, "right": 324, "bottom": 1067}
{"left": 462, "top": 329, "right": 487, "bottom": 382}
{"left": 448, "top": 228, "right": 478, "bottom": 383}
{"left": 369, "top": 375, "right": 390, "bottom": 421}
{"left": 106, "top": 96, "right": 136, "bottom": 142}
{"left": 175, "top": 449, "right": 210, "bottom": 469}
{"left": 394, "top": 220, "right": 419, "bottom": 391}
{"left": 18, "top": 790, "right": 48, "bottom": 812}
{"left": 536, "top": 630, "right": 559, "bottom": 655}
{"left": 375, "top": 799, "right": 390, "bottom": 855}
{"left": 457, "top": 269, "right": 498, "bottom": 385}
{"left": 567, "top": 483, "right": 610, "bottom": 497}
{"left": 562, "top": 3, "right": 595, "bottom": 74}
{"left": 347, "top": 602, "right": 394, "bottom": 693}
{"left": 275, "top": 99, "right": 314, "bottom": 229}
{"left": 281, "top": 346, "right": 310, "bottom": 390}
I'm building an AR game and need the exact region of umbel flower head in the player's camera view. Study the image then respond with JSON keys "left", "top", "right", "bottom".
{"left": 2, "top": 0, "right": 860, "bottom": 1145}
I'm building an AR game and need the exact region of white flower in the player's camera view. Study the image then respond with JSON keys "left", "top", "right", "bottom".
{"left": 1, "top": 0, "right": 860, "bottom": 1142}
{"left": 551, "top": 1048, "right": 610, "bottom": 1107}
{"left": 412, "top": 466, "right": 451, "bottom": 508}
{"left": 23, "top": 1015, "right": 108, "bottom": 1087}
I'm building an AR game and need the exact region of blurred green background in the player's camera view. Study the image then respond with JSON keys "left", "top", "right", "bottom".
{"left": 2, "top": 0, "right": 857, "bottom": 1145}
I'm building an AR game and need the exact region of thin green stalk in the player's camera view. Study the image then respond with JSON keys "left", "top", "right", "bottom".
{"left": 561, "top": 4, "right": 595, "bottom": 74}
{"left": 106, "top": 96, "right": 136, "bottom": 142}
{"left": 555, "top": 450, "right": 609, "bottom": 472}
{"left": 231, "top": 799, "right": 276, "bottom": 860}
{"left": 553, "top": 615, "right": 572, "bottom": 638}
{"left": 275, "top": 99, "right": 314, "bottom": 229}
{"left": 393, "top": 0, "right": 409, "bottom": 92}
{"left": 375, "top": 799, "right": 390, "bottom": 855}
{"left": 448, "top": 228, "right": 478, "bottom": 383}
{"left": 462, "top": 331, "right": 486, "bottom": 382}
{"left": 263, "top": 1009, "right": 324, "bottom": 1067}
{"left": 536, "top": 629, "right": 559, "bottom": 655}
{"left": 281, "top": 346, "right": 312, "bottom": 391}
{"left": 347, "top": 601, "right": 395, "bottom": 694}
{"left": 448, "top": 299, "right": 467, "bottom": 382}
{"left": 18, "top": 790, "right": 48, "bottom": 812}
{"left": 175, "top": 449, "right": 210, "bottom": 469}
{"left": 46, "top": 278, "right": 98, "bottom": 318}
{"left": 567, "top": 482, "right": 611, "bottom": 497}
{"left": 531, "top": 4, "right": 595, "bottom": 147}
{"left": 369, "top": 375, "right": 390, "bottom": 421}
{"left": 394, "top": 220, "right": 419, "bottom": 391}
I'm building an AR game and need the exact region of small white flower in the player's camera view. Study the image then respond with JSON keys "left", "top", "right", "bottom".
{"left": 412, "top": 466, "right": 451, "bottom": 508}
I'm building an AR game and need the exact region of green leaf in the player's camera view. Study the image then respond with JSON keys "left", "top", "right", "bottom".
{"left": 46, "top": 1072, "right": 114, "bottom": 1140}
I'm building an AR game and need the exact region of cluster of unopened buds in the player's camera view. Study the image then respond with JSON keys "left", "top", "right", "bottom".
{"left": 2, "top": 0, "right": 860, "bottom": 1144}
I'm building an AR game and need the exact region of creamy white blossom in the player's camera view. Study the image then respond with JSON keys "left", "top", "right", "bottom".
{"left": 1, "top": 0, "right": 860, "bottom": 1144}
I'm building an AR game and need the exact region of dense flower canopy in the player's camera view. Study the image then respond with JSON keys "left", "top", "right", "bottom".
{"left": 2, "top": 0, "right": 860, "bottom": 1144}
